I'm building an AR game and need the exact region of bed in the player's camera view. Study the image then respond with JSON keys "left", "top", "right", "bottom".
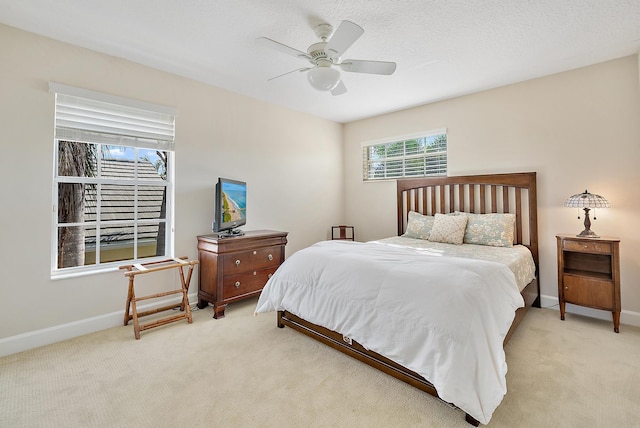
{"left": 255, "top": 172, "right": 540, "bottom": 426}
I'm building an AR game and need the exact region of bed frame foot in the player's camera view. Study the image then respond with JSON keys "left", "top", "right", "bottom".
{"left": 277, "top": 310, "right": 285, "bottom": 328}
{"left": 465, "top": 413, "right": 480, "bottom": 426}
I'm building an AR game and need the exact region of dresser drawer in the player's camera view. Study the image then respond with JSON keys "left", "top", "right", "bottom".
{"left": 563, "top": 274, "right": 614, "bottom": 310}
{"left": 563, "top": 239, "right": 611, "bottom": 254}
{"left": 222, "top": 245, "right": 282, "bottom": 272}
{"left": 223, "top": 267, "right": 278, "bottom": 298}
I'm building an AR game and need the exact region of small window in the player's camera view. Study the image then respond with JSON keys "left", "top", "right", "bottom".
{"left": 50, "top": 83, "right": 176, "bottom": 277}
{"left": 362, "top": 130, "right": 447, "bottom": 180}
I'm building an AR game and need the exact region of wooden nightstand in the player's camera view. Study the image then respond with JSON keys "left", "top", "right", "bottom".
{"left": 556, "top": 234, "right": 621, "bottom": 332}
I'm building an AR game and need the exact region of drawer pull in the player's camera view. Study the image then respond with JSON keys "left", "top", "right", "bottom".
{"left": 268, "top": 273, "right": 273, "bottom": 279}
{"left": 268, "top": 254, "right": 273, "bottom": 261}
{"left": 235, "top": 281, "right": 240, "bottom": 288}
{"left": 253, "top": 250, "right": 257, "bottom": 255}
{"left": 253, "top": 271, "right": 257, "bottom": 276}
{"left": 235, "top": 260, "right": 240, "bottom": 266}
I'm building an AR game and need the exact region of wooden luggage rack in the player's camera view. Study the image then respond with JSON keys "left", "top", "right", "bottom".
{"left": 120, "top": 257, "right": 199, "bottom": 339}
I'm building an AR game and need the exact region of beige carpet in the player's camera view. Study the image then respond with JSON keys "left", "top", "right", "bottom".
{"left": 1, "top": 298, "right": 639, "bottom": 428}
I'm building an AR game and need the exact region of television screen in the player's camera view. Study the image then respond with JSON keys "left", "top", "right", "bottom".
{"left": 214, "top": 178, "right": 246, "bottom": 235}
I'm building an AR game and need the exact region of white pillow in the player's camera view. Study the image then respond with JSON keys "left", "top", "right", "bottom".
{"left": 428, "top": 213, "right": 468, "bottom": 245}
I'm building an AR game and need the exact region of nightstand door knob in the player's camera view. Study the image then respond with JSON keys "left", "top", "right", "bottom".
{"left": 235, "top": 281, "right": 240, "bottom": 288}
{"left": 565, "top": 286, "right": 569, "bottom": 290}
{"left": 268, "top": 254, "right": 273, "bottom": 261}
{"left": 235, "top": 259, "right": 240, "bottom": 266}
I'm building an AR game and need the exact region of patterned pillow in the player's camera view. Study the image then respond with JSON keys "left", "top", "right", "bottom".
{"left": 403, "top": 211, "right": 435, "bottom": 240}
{"left": 428, "top": 213, "right": 468, "bottom": 245}
{"left": 457, "top": 212, "right": 515, "bottom": 247}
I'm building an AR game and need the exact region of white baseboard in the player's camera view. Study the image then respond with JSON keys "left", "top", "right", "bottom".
{"left": 0, "top": 293, "right": 200, "bottom": 358}
{"left": 539, "top": 294, "right": 640, "bottom": 328}
{"left": 3, "top": 293, "right": 638, "bottom": 358}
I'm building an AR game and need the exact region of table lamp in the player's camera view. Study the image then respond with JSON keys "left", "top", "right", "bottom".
{"left": 564, "top": 189, "right": 610, "bottom": 238}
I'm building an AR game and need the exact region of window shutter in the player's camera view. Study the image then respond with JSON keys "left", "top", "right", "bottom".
{"left": 50, "top": 83, "right": 175, "bottom": 151}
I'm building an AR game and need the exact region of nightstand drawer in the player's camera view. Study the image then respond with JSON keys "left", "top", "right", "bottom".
{"left": 563, "top": 274, "right": 614, "bottom": 310}
{"left": 563, "top": 239, "right": 611, "bottom": 254}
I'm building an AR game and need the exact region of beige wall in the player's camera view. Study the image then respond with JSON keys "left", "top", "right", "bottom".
{"left": 0, "top": 24, "right": 343, "bottom": 346}
{"left": 2, "top": 21, "right": 639, "bottom": 354}
{"left": 344, "top": 55, "right": 640, "bottom": 324}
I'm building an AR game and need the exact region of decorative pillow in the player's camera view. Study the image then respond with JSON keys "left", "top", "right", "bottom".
{"left": 428, "top": 213, "right": 468, "bottom": 245}
{"left": 403, "top": 211, "right": 435, "bottom": 240}
{"left": 457, "top": 212, "right": 515, "bottom": 247}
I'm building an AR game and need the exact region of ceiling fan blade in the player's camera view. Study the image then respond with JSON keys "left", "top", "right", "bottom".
{"left": 331, "top": 80, "right": 347, "bottom": 96}
{"left": 324, "top": 20, "right": 364, "bottom": 59}
{"left": 339, "top": 60, "right": 397, "bottom": 75}
{"left": 256, "top": 37, "right": 311, "bottom": 61}
{"left": 267, "top": 67, "right": 311, "bottom": 81}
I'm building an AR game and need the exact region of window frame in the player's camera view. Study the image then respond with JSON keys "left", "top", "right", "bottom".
{"left": 50, "top": 84, "right": 176, "bottom": 279}
{"left": 362, "top": 129, "right": 447, "bottom": 181}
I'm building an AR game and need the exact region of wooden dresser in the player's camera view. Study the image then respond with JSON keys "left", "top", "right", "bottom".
{"left": 556, "top": 234, "right": 621, "bottom": 332}
{"left": 197, "top": 230, "right": 288, "bottom": 319}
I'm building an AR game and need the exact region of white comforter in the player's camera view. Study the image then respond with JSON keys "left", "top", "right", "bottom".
{"left": 255, "top": 240, "right": 525, "bottom": 424}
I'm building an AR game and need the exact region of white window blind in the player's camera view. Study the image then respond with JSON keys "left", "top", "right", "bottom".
{"left": 49, "top": 82, "right": 175, "bottom": 151}
{"left": 362, "top": 130, "right": 447, "bottom": 180}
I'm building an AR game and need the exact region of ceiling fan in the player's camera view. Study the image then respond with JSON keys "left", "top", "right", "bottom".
{"left": 257, "top": 20, "right": 396, "bottom": 96}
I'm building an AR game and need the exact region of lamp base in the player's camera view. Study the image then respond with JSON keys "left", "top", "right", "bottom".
{"left": 577, "top": 229, "right": 600, "bottom": 238}
{"left": 576, "top": 207, "right": 599, "bottom": 238}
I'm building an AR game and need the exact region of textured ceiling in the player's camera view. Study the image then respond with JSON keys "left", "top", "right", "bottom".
{"left": 1, "top": 0, "right": 640, "bottom": 123}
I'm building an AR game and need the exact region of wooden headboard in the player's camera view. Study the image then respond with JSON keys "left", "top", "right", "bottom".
{"left": 396, "top": 172, "right": 539, "bottom": 271}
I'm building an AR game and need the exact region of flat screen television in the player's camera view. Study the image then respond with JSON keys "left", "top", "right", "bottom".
{"left": 213, "top": 177, "right": 247, "bottom": 236}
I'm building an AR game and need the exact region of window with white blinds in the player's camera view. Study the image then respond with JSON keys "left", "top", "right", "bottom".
{"left": 362, "top": 130, "right": 447, "bottom": 181}
{"left": 50, "top": 83, "right": 176, "bottom": 278}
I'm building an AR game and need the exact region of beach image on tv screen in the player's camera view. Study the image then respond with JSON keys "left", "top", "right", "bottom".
{"left": 221, "top": 181, "right": 246, "bottom": 223}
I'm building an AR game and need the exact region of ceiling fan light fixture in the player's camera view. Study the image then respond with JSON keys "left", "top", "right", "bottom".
{"left": 307, "top": 66, "right": 340, "bottom": 91}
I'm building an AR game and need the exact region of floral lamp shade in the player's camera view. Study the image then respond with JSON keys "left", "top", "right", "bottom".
{"left": 564, "top": 189, "right": 610, "bottom": 238}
